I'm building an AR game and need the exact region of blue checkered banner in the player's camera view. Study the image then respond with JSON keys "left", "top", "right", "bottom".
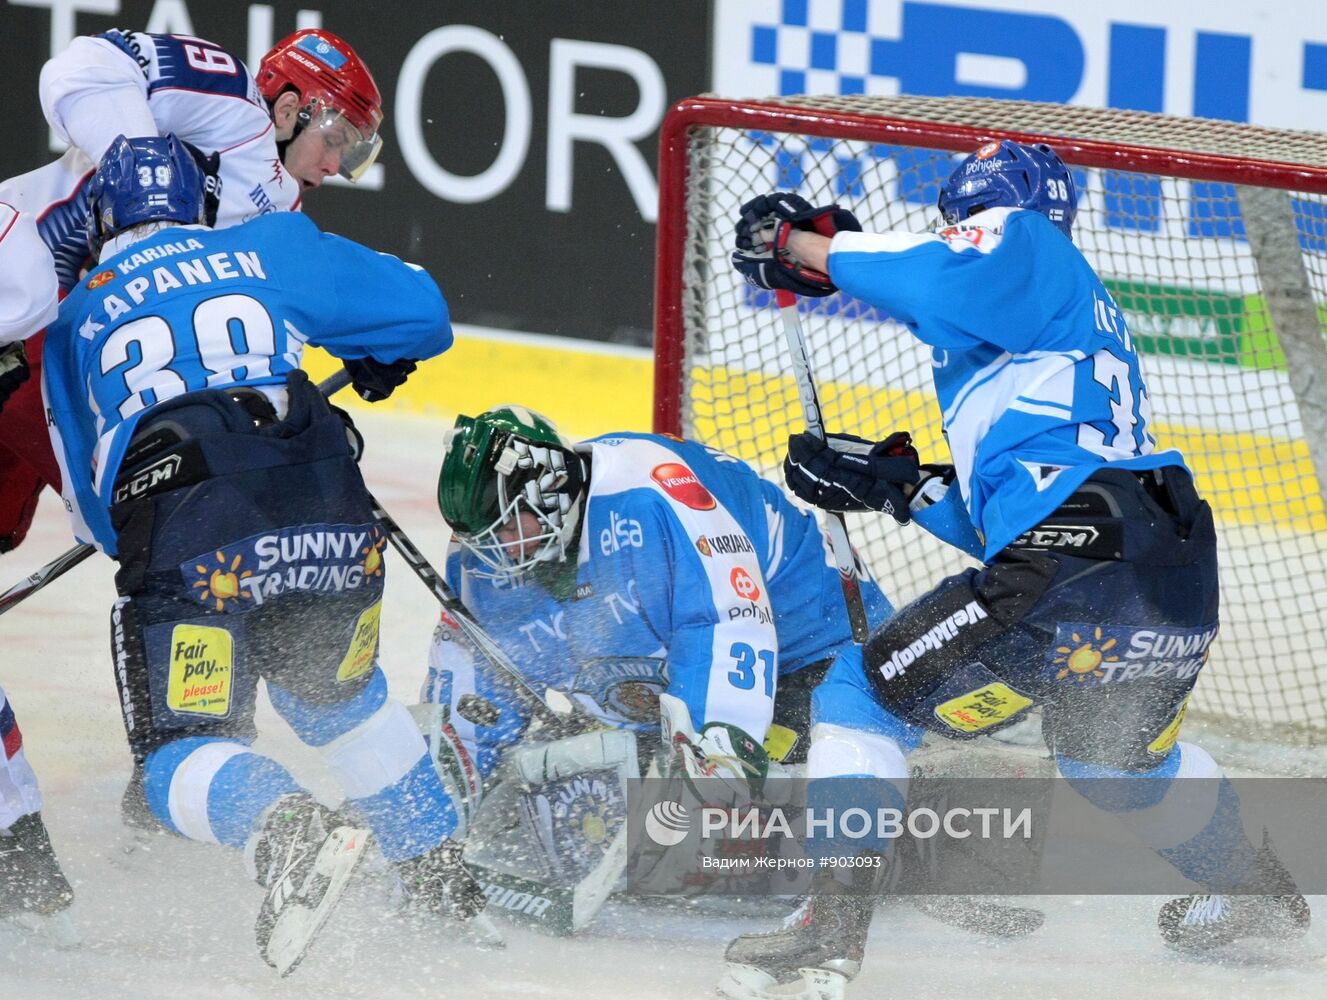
{"left": 713, "top": 1, "right": 1327, "bottom": 127}
{"left": 3, "top": 0, "right": 1325, "bottom": 344}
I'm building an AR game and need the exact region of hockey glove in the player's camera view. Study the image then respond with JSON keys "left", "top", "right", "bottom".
{"left": 180, "top": 140, "right": 223, "bottom": 228}
{"left": 731, "top": 192, "right": 861, "bottom": 297}
{"left": 659, "top": 693, "right": 769, "bottom": 807}
{"left": 0, "top": 342, "right": 30, "bottom": 415}
{"left": 343, "top": 356, "right": 418, "bottom": 402}
{"left": 784, "top": 430, "right": 920, "bottom": 522}
{"left": 329, "top": 403, "right": 364, "bottom": 460}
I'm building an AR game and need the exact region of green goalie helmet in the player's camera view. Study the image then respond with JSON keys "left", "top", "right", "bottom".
{"left": 438, "top": 405, "right": 587, "bottom": 578}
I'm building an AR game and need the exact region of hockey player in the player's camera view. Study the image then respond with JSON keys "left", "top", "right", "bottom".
{"left": 719, "top": 140, "right": 1310, "bottom": 998}
{"left": 1, "top": 24, "right": 388, "bottom": 549}
{"left": 0, "top": 25, "right": 390, "bottom": 921}
{"left": 0, "top": 200, "right": 73, "bottom": 923}
{"left": 421, "top": 406, "right": 894, "bottom": 849}
{"left": 40, "top": 134, "right": 482, "bottom": 974}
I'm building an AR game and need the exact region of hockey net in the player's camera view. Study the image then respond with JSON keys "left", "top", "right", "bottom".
{"left": 654, "top": 95, "right": 1327, "bottom": 744}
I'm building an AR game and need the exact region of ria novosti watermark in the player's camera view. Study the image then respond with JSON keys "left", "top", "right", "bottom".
{"left": 626, "top": 777, "right": 1327, "bottom": 896}
{"left": 645, "top": 799, "right": 1033, "bottom": 846}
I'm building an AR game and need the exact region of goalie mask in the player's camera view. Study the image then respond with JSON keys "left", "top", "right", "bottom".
{"left": 937, "top": 139, "right": 1078, "bottom": 238}
{"left": 438, "top": 406, "right": 587, "bottom": 579}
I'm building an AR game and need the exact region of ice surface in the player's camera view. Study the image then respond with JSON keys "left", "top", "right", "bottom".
{"left": 3, "top": 409, "right": 1324, "bottom": 999}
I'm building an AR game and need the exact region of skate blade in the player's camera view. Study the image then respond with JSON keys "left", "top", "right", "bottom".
{"left": 717, "top": 963, "right": 849, "bottom": 1000}
{"left": 262, "top": 825, "right": 370, "bottom": 977}
{"left": 453, "top": 910, "right": 507, "bottom": 950}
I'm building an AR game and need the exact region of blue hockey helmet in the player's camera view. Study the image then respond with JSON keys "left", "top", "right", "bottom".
{"left": 937, "top": 139, "right": 1077, "bottom": 238}
{"left": 86, "top": 134, "right": 206, "bottom": 256}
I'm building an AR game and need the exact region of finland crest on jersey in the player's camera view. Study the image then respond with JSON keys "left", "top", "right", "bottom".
{"left": 829, "top": 206, "right": 1185, "bottom": 557}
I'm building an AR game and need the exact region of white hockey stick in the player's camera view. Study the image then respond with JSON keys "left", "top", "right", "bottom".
{"left": 775, "top": 289, "right": 871, "bottom": 643}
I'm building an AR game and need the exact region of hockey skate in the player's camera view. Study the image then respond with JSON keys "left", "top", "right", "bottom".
{"left": 250, "top": 794, "right": 371, "bottom": 976}
{"left": 119, "top": 763, "right": 162, "bottom": 833}
{"left": 395, "top": 840, "right": 505, "bottom": 948}
{"left": 718, "top": 867, "right": 881, "bottom": 1000}
{"left": 1158, "top": 832, "right": 1310, "bottom": 953}
{"left": 0, "top": 812, "right": 74, "bottom": 918}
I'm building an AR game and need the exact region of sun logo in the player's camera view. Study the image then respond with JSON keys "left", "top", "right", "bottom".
{"left": 576, "top": 803, "right": 610, "bottom": 845}
{"left": 192, "top": 551, "right": 253, "bottom": 611}
{"left": 1053, "top": 627, "right": 1120, "bottom": 682}
{"left": 360, "top": 530, "right": 386, "bottom": 578}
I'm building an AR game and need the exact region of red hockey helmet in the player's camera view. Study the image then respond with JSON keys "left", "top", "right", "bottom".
{"left": 257, "top": 29, "right": 383, "bottom": 181}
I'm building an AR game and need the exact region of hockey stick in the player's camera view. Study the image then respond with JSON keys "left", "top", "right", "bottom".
{"left": 0, "top": 369, "right": 355, "bottom": 619}
{"left": 0, "top": 542, "right": 95, "bottom": 616}
{"left": 775, "top": 289, "right": 871, "bottom": 643}
{"left": 366, "top": 494, "right": 570, "bottom": 729}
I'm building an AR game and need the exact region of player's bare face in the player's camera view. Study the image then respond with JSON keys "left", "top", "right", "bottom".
{"left": 283, "top": 114, "right": 361, "bottom": 190}
{"left": 496, "top": 510, "right": 545, "bottom": 561}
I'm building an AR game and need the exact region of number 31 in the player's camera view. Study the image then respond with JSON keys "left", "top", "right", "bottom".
{"left": 728, "top": 642, "right": 775, "bottom": 698}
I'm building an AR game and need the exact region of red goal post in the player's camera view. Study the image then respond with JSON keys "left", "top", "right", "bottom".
{"left": 653, "top": 94, "right": 1327, "bottom": 744}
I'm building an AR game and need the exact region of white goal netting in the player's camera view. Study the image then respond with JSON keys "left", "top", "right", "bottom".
{"left": 654, "top": 95, "right": 1327, "bottom": 743}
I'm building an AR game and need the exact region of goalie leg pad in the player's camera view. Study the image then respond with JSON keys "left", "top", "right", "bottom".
{"left": 511, "top": 730, "right": 639, "bottom": 785}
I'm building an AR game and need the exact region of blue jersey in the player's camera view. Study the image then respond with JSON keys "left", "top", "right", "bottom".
{"left": 423, "top": 433, "right": 893, "bottom": 773}
{"left": 828, "top": 206, "right": 1184, "bottom": 558}
{"left": 43, "top": 213, "right": 452, "bottom": 552}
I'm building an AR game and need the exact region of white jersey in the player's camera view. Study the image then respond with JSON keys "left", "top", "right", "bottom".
{"left": 0, "top": 29, "right": 300, "bottom": 292}
{"left": 0, "top": 204, "right": 58, "bottom": 345}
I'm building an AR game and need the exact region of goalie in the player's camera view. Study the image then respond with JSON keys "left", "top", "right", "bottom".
{"left": 417, "top": 406, "right": 900, "bottom": 925}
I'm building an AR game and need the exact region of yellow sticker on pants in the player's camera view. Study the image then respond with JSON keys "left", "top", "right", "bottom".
{"left": 935, "top": 682, "right": 1033, "bottom": 734}
{"left": 337, "top": 601, "right": 381, "bottom": 682}
{"left": 167, "top": 624, "right": 234, "bottom": 717}
{"left": 1148, "top": 694, "right": 1191, "bottom": 756}
{"left": 763, "top": 723, "right": 799, "bottom": 763}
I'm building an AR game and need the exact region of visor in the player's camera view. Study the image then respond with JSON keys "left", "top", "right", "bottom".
{"left": 304, "top": 103, "right": 383, "bottom": 183}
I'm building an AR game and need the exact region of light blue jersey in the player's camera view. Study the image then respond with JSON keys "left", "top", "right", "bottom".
{"left": 43, "top": 212, "right": 452, "bottom": 552}
{"left": 423, "top": 433, "right": 892, "bottom": 775}
{"left": 829, "top": 206, "right": 1184, "bottom": 558}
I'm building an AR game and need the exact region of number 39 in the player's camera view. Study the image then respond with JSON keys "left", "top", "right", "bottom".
{"left": 137, "top": 165, "right": 172, "bottom": 188}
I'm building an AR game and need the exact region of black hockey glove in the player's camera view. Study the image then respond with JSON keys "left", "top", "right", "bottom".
{"left": 180, "top": 139, "right": 223, "bottom": 227}
{"left": 731, "top": 192, "right": 861, "bottom": 298}
{"left": 343, "top": 356, "right": 418, "bottom": 402}
{"left": 0, "top": 342, "right": 31, "bottom": 414}
{"left": 329, "top": 403, "right": 365, "bottom": 460}
{"left": 784, "top": 430, "right": 920, "bottom": 522}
